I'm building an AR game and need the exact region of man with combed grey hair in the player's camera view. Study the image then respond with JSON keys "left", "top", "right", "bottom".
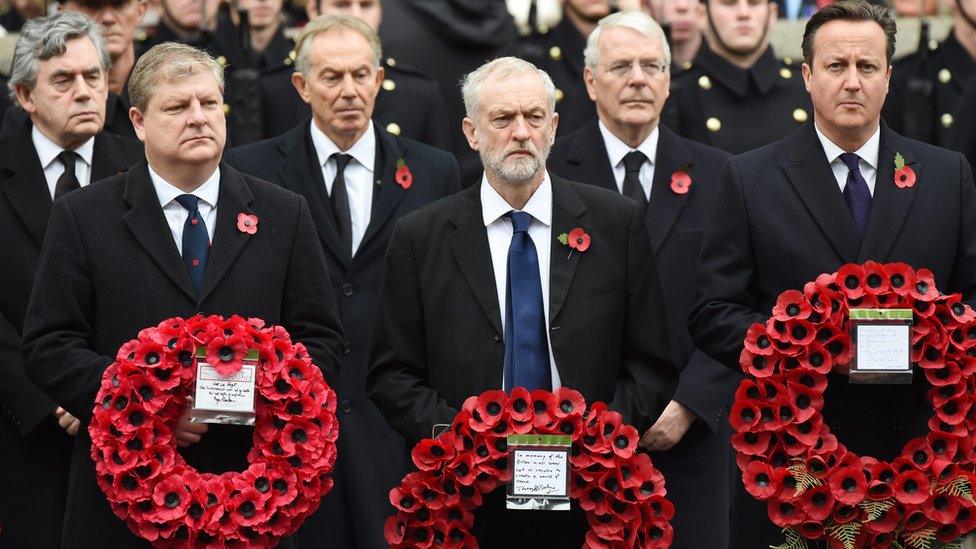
{"left": 0, "top": 10, "right": 143, "bottom": 547}
{"left": 225, "top": 13, "right": 460, "bottom": 548}
{"left": 368, "top": 55, "right": 677, "bottom": 545}
{"left": 550, "top": 9, "right": 737, "bottom": 548}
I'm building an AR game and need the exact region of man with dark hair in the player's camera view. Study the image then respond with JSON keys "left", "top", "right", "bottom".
{"left": 883, "top": 0, "right": 976, "bottom": 171}
{"left": 664, "top": 0, "right": 811, "bottom": 154}
{"left": 225, "top": 15, "right": 460, "bottom": 548}
{"left": 690, "top": 1, "right": 976, "bottom": 546}
{"left": 548, "top": 11, "right": 738, "bottom": 548}
{"left": 0, "top": 12, "right": 143, "bottom": 547}
{"left": 22, "top": 42, "right": 344, "bottom": 547}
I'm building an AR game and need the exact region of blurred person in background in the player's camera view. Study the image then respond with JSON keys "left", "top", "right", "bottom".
{"left": 664, "top": 0, "right": 811, "bottom": 154}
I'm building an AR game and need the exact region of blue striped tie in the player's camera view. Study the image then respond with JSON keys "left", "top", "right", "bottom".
{"left": 502, "top": 211, "right": 551, "bottom": 392}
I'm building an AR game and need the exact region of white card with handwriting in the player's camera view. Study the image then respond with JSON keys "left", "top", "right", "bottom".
{"left": 193, "top": 363, "right": 256, "bottom": 413}
{"left": 855, "top": 324, "right": 910, "bottom": 371}
{"left": 511, "top": 449, "right": 569, "bottom": 497}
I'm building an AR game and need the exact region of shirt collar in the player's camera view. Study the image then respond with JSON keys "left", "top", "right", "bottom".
{"left": 598, "top": 120, "right": 658, "bottom": 170}
{"left": 310, "top": 119, "right": 376, "bottom": 174}
{"left": 480, "top": 172, "right": 553, "bottom": 228}
{"left": 814, "top": 123, "right": 881, "bottom": 170}
{"left": 149, "top": 163, "right": 221, "bottom": 210}
{"left": 31, "top": 125, "right": 95, "bottom": 170}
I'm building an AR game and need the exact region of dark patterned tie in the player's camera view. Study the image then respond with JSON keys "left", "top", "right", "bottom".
{"left": 330, "top": 153, "right": 353, "bottom": 257}
{"left": 54, "top": 150, "right": 80, "bottom": 199}
{"left": 622, "top": 150, "right": 648, "bottom": 210}
{"left": 502, "top": 211, "right": 550, "bottom": 392}
{"left": 840, "top": 152, "right": 872, "bottom": 238}
{"left": 175, "top": 194, "right": 209, "bottom": 298}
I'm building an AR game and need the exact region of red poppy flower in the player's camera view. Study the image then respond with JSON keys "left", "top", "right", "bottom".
{"left": 945, "top": 294, "right": 976, "bottom": 324}
{"left": 740, "top": 348, "right": 780, "bottom": 378}
{"left": 670, "top": 170, "right": 691, "bottom": 195}
{"left": 772, "top": 290, "right": 812, "bottom": 321}
{"left": 205, "top": 334, "right": 248, "bottom": 377}
{"left": 743, "top": 323, "right": 777, "bottom": 355}
{"left": 395, "top": 161, "right": 413, "bottom": 189}
{"left": 567, "top": 227, "right": 590, "bottom": 253}
{"left": 768, "top": 499, "right": 806, "bottom": 526}
{"left": 827, "top": 466, "right": 867, "bottom": 505}
{"left": 505, "top": 387, "right": 533, "bottom": 424}
{"left": 729, "top": 400, "right": 761, "bottom": 433}
{"left": 892, "top": 470, "right": 930, "bottom": 504}
{"left": 151, "top": 475, "right": 190, "bottom": 522}
{"left": 237, "top": 212, "right": 258, "bottom": 234}
{"left": 924, "top": 493, "right": 961, "bottom": 524}
{"left": 732, "top": 431, "right": 771, "bottom": 456}
{"left": 836, "top": 263, "right": 867, "bottom": 299}
{"left": 894, "top": 165, "right": 916, "bottom": 188}
{"left": 469, "top": 390, "right": 507, "bottom": 433}
{"left": 936, "top": 393, "right": 969, "bottom": 425}
{"left": 609, "top": 424, "right": 639, "bottom": 459}
{"left": 861, "top": 261, "right": 892, "bottom": 295}
{"left": 412, "top": 437, "right": 457, "bottom": 472}
{"left": 801, "top": 484, "right": 835, "bottom": 522}
{"left": 910, "top": 268, "right": 938, "bottom": 301}
{"left": 554, "top": 387, "right": 586, "bottom": 419}
{"left": 742, "top": 461, "right": 777, "bottom": 499}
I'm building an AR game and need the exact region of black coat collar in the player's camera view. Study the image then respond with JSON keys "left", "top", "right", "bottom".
{"left": 697, "top": 43, "right": 779, "bottom": 97}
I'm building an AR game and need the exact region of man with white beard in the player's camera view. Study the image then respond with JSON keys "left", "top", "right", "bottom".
{"left": 367, "top": 56, "right": 677, "bottom": 546}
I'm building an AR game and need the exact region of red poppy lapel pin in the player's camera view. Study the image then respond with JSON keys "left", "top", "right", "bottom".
{"left": 237, "top": 212, "right": 258, "bottom": 235}
{"left": 893, "top": 152, "right": 916, "bottom": 188}
{"left": 670, "top": 164, "right": 692, "bottom": 195}
{"left": 395, "top": 158, "right": 413, "bottom": 189}
{"left": 557, "top": 227, "right": 590, "bottom": 259}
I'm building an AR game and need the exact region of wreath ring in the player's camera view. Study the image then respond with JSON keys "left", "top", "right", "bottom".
{"left": 385, "top": 387, "right": 674, "bottom": 548}
{"left": 732, "top": 262, "right": 976, "bottom": 548}
{"left": 89, "top": 315, "right": 339, "bottom": 548}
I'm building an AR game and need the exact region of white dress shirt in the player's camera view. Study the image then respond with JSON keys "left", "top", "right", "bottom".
{"left": 150, "top": 164, "right": 220, "bottom": 255}
{"left": 481, "top": 173, "right": 561, "bottom": 389}
{"left": 33, "top": 127, "right": 94, "bottom": 200}
{"left": 815, "top": 123, "right": 881, "bottom": 197}
{"left": 310, "top": 120, "right": 376, "bottom": 254}
{"left": 599, "top": 120, "right": 658, "bottom": 201}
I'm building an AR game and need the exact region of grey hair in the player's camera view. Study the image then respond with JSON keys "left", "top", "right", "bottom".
{"left": 460, "top": 56, "right": 556, "bottom": 119}
{"left": 583, "top": 10, "right": 672, "bottom": 72}
{"left": 8, "top": 11, "right": 111, "bottom": 103}
{"left": 128, "top": 42, "right": 224, "bottom": 111}
{"left": 294, "top": 14, "right": 382, "bottom": 75}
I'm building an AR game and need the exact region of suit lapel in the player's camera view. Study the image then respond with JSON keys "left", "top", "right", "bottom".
{"left": 0, "top": 123, "right": 51, "bottom": 247}
{"left": 857, "top": 124, "right": 920, "bottom": 263}
{"left": 548, "top": 176, "right": 587, "bottom": 323}
{"left": 359, "top": 128, "right": 407, "bottom": 251}
{"left": 122, "top": 161, "right": 197, "bottom": 301}
{"left": 565, "top": 120, "right": 617, "bottom": 193}
{"left": 446, "top": 186, "right": 503, "bottom": 335}
{"left": 90, "top": 133, "right": 135, "bottom": 182}
{"left": 199, "top": 164, "right": 255, "bottom": 302}
{"left": 277, "top": 123, "right": 350, "bottom": 270}
{"left": 781, "top": 123, "right": 860, "bottom": 263}
{"left": 647, "top": 126, "right": 691, "bottom": 254}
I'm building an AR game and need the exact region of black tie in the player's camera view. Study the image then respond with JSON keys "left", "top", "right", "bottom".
{"left": 330, "top": 153, "right": 353, "bottom": 256}
{"left": 54, "top": 150, "right": 80, "bottom": 199}
{"left": 622, "top": 150, "right": 647, "bottom": 209}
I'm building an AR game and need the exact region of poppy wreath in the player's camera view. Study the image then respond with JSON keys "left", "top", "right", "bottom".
{"left": 732, "top": 262, "right": 976, "bottom": 548}
{"left": 385, "top": 387, "right": 674, "bottom": 548}
{"left": 88, "top": 315, "right": 339, "bottom": 548}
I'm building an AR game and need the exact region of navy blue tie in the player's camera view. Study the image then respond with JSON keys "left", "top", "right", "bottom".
{"left": 840, "top": 152, "right": 872, "bottom": 238}
{"left": 175, "top": 194, "right": 209, "bottom": 297}
{"left": 502, "top": 211, "right": 551, "bottom": 392}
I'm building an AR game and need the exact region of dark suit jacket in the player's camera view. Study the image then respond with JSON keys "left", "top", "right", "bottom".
{"left": 0, "top": 123, "right": 142, "bottom": 548}
{"left": 689, "top": 121, "right": 976, "bottom": 546}
{"left": 548, "top": 121, "right": 739, "bottom": 549}
{"left": 225, "top": 121, "right": 459, "bottom": 549}
{"left": 367, "top": 175, "right": 678, "bottom": 446}
{"left": 21, "top": 160, "right": 345, "bottom": 548}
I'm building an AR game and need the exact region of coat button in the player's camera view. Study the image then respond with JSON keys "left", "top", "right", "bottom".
{"left": 342, "top": 283, "right": 354, "bottom": 296}
{"left": 890, "top": 418, "right": 904, "bottom": 432}
{"left": 382, "top": 79, "right": 396, "bottom": 91}
{"left": 941, "top": 113, "right": 954, "bottom": 128}
{"left": 698, "top": 75, "right": 711, "bottom": 90}
{"left": 493, "top": 334, "right": 502, "bottom": 342}
{"left": 938, "top": 68, "right": 951, "bottom": 84}
{"left": 344, "top": 340, "right": 351, "bottom": 356}
{"left": 706, "top": 117, "right": 721, "bottom": 132}
{"left": 793, "top": 108, "right": 808, "bottom": 123}
{"left": 341, "top": 400, "right": 353, "bottom": 413}
{"left": 386, "top": 122, "right": 401, "bottom": 135}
